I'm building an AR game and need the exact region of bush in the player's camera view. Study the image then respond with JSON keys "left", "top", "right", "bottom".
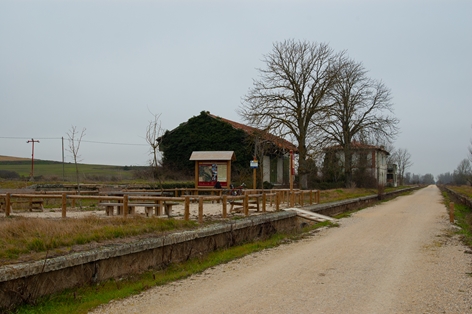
{"left": 0, "top": 170, "right": 20, "bottom": 179}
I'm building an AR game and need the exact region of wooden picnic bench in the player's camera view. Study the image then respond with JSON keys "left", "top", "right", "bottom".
{"left": 230, "top": 199, "right": 260, "bottom": 212}
{"left": 98, "top": 201, "right": 179, "bottom": 217}
{"left": 0, "top": 199, "right": 44, "bottom": 212}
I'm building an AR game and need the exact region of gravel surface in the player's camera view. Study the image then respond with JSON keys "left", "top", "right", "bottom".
{"left": 90, "top": 185, "right": 472, "bottom": 313}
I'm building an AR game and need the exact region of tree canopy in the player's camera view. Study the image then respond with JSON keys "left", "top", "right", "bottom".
{"left": 240, "top": 40, "right": 343, "bottom": 188}
{"left": 159, "top": 111, "right": 253, "bottom": 175}
{"left": 240, "top": 40, "right": 399, "bottom": 188}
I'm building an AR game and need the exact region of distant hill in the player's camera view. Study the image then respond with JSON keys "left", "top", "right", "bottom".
{"left": 0, "top": 155, "right": 30, "bottom": 162}
{"left": 0, "top": 155, "right": 140, "bottom": 180}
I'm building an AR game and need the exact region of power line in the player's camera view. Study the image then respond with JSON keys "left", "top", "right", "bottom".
{"left": 81, "top": 140, "right": 147, "bottom": 146}
{"left": 0, "top": 136, "right": 61, "bottom": 140}
{"left": 0, "top": 137, "right": 147, "bottom": 146}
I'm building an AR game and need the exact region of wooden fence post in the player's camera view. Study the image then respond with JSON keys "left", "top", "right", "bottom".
{"left": 222, "top": 195, "right": 227, "bottom": 218}
{"left": 276, "top": 192, "right": 280, "bottom": 211}
{"left": 449, "top": 202, "right": 455, "bottom": 223}
{"left": 123, "top": 195, "right": 128, "bottom": 218}
{"left": 71, "top": 192, "right": 76, "bottom": 208}
{"left": 262, "top": 193, "right": 266, "bottom": 212}
{"left": 184, "top": 196, "right": 190, "bottom": 221}
{"left": 62, "top": 193, "right": 67, "bottom": 218}
{"left": 198, "top": 197, "right": 204, "bottom": 223}
{"left": 158, "top": 200, "right": 164, "bottom": 216}
{"left": 244, "top": 194, "right": 249, "bottom": 216}
{"left": 5, "top": 193, "right": 11, "bottom": 217}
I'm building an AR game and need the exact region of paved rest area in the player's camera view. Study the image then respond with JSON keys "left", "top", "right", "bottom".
{"left": 90, "top": 185, "right": 472, "bottom": 314}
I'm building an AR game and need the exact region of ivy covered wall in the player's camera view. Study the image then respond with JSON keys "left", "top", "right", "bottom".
{"left": 159, "top": 111, "right": 254, "bottom": 175}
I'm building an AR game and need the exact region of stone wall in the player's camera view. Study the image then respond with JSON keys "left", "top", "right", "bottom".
{"left": 0, "top": 211, "right": 298, "bottom": 311}
{"left": 0, "top": 186, "right": 420, "bottom": 311}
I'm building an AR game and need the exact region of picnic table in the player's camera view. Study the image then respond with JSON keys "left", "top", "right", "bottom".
{"left": 98, "top": 191, "right": 178, "bottom": 217}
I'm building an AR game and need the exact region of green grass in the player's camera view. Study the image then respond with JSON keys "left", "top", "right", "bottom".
{"left": 0, "top": 159, "right": 140, "bottom": 181}
{"left": 11, "top": 222, "right": 337, "bottom": 314}
{"left": 442, "top": 189, "right": 472, "bottom": 247}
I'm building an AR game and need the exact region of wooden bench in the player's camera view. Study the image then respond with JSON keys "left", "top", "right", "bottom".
{"left": 98, "top": 202, "right": 179, "bottom": 217}
{"left": 143, "top": 202, "right": 179, "bottom": 217}
{"left": 0, "top": 199, "right": 43, "bottom": 212}
{"left": 230, "top": 199, "right": 260, "bottom": 212}
{"left": 29, "top": 200, "right": 44, "bottom": 211}
{"left": 0, "top": 200, "right": 10, "bottom": 212}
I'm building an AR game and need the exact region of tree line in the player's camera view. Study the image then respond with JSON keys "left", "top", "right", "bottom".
{"left": 436, "top": 126, "right": 472, "bottom": 186}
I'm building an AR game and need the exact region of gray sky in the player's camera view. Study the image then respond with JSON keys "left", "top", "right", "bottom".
{"left": 1, "top": 0, "right": 471, "bottom": 178}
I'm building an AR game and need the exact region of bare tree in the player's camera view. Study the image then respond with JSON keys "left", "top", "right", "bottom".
{"left": 391, "top": 148, "right": 413, "bottom": 186}
{"left": 146, "top": 111, "right": 163, "bottom": 179}
{"left": 67, "top": 126, "right": 86, "bottom": 195}
{"left": 454, "top": 158, "right": 471, "bottom": 185}
{"left": 240, "top": 40, "right": 343, "bottom": 188}
{"left": 318, "top": 58, "right": 399, "bottom": 187}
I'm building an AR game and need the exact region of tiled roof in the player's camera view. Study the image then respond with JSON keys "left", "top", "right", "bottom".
{"left": 208, "top": 114, "right": 298, "bottom": 152}
{"left": 324, "top": 141, "right": 390, "bottom": 155}
{"left": 189, "top": 151, "right": 236, "bottom": 161}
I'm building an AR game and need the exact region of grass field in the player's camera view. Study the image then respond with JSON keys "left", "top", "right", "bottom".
{"left": 0, "top": 155, "right": 140, "bottom": 181}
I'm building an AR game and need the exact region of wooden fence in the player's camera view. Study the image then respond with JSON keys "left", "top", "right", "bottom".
{"left": 0, "top": 189, "right": 319, "bottom": 222}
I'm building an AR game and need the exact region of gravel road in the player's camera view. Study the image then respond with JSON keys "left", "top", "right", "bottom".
{"left": 90, "top": 185, "right": 472, "bottom": 313}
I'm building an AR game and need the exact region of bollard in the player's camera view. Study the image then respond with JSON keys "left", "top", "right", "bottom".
{"left": 449, "top": 202, "right": 455, "bottom": 223}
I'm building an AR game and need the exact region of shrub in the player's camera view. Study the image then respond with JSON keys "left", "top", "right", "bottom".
{"left": 0, "top": 170, "right": 20, "bottom": 179}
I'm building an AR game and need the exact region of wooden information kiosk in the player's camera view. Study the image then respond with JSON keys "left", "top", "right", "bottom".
{"left": 189, "top": 151, "right": 235, "bottom": 189}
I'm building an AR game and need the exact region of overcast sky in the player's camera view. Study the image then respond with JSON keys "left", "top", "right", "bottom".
{"left": 1, "top": 0, "right": 471, "bottom": 178}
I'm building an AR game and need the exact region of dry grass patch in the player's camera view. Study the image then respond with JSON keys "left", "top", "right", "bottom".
{"left": 319, "top": 188, "right": 376, "bottom": 203}
{"left": 0, "top": 216, "right": 196, "bottom": 265}
{"left": 448, "top": 185, "right": 472, "bottom": 199}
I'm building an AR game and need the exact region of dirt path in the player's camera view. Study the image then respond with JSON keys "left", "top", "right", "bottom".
{"left": 91, "top": 185, "right": 472, "bottom": 313}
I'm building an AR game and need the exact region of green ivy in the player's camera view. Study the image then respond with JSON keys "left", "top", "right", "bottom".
{"left": 159, "top": 111, "right": 254, "bottom": 175}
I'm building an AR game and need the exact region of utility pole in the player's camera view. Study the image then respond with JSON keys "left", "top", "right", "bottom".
{"left": 27, "top": 138, "right": 40, "bottom": 180}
